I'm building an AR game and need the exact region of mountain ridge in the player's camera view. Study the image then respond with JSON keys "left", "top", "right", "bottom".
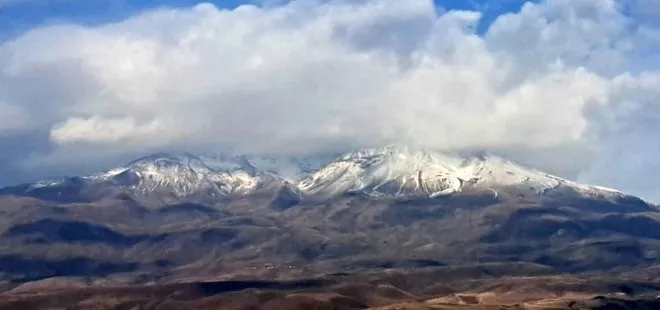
{"left": 0, "top": 147, "right": 659, "bottom": 292}
{"left": 0, "top": 146, "right": 636, "bottom": 205}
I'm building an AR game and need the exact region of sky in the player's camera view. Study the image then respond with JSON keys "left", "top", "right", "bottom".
{"left": 0, "top": 0, "right": 660, "bottom": 201}
{"left": 0, "top": 0, "right": 538, "bottom": 39}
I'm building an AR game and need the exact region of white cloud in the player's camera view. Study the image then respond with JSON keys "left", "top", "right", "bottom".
{"left": 486, "top": 0, "right": 633, "bottom": 76}
{"left": 1, "top": 0, "right": 660, "bottom": 200}
{"left": 49, "top": 116, "right": 168, "bottom": 145}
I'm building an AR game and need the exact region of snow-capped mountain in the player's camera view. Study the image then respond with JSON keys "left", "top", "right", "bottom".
{"left": 91, "top": 153, "right": 267, "bottom": 197}
{"left": 299, "top": 146, "right": 624, "bottom": 200}
{"left": 0, "top": 146, "right": 631, "bottom": 203}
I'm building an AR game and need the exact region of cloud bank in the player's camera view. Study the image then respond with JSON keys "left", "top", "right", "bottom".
{"left": 1, "top": 0, "right": 660, "bottom": 200}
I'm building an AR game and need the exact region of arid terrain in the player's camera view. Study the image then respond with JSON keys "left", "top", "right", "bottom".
{"left": 1, "top": 149, "right": 660, "bottom": 309}
{"left": 2, "top": 263, "right": 660, "bottom": 309}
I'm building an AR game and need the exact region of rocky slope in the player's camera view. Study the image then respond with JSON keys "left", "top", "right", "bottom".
{"left": 0, "top": 146, "right": 657, "bottom": 288}
{"left": 0, "top": 146, "right": 636, "bottom": 205}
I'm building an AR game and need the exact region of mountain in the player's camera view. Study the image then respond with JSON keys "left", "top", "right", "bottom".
{"left": 0, "top": 152, "right": 328, "bottom": 204}
{"left": 0, "top": 146, "right": 637, "bottom": 205}
{"left": 0, "top": 146, "right": 659, "bottom": 294}
{"left": 298, "top": 146, "right": 627, "bottom": 201}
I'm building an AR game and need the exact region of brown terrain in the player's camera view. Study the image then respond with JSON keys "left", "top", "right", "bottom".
{"left": 2, "top": 263, "right": 660, "bottom": 309}
{"left": 1, "top": 152, "right": 660, "bottom": 309}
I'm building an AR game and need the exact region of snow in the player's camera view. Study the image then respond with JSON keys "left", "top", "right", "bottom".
{"left": 298, "top": 147, "right": 471, "bottom": 197}
{"left": 29, "top": 179, "right": 65, "bottom": 189}
{"left": 296, "top": 147, "right": 626, "bottom": 199}
{"left": 80, "top": 153, "right": 267, "bottom": 197}
{"left": 18, "top": 146, "right": 628, "bottom": 200}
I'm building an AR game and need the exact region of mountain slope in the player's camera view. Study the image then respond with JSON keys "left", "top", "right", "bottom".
{"left": 0, "top": 147, "right": 635, "bottom": 205}
{"left": 0, "top": 147, "right": 658, "bottom": 284}
{"left": 298, "top": 146, "right": 626, "bottom": 200}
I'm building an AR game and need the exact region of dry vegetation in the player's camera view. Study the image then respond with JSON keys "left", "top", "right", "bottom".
{"left": 1, "top": 183, "right": 660, "bottom": 309}
{"left": 2, "top": 263, "right": 660, "bottom": 309}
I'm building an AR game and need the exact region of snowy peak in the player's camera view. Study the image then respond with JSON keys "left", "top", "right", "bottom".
{"left": 299, "top": 147, "right": 467, "bottom": 197}
{"left": 84, "top": 153, "right": 328, "bottom": 199}
{"left": 93, "top": 153, "right": 270, "bottom": 198}
{"left": 1, "top": 146, "right": 628, "bottom": 202}
{"left": 297, "top": 147, "right": 623, "bottom": 199}
{"left": 123, "top": 153, "right": 255, "bottom": 176}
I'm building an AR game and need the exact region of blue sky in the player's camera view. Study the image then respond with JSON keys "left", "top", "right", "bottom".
{"left": 0, "top": 0, "right": 536, "bottom": 41}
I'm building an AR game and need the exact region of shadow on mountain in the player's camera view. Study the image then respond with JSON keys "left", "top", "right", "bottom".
{"left": 534, "top": 240, "right": 654, "bottom": 272}
{"left": 196, "top": 279, "right": 328, "bottom": 295}
{"left": 200, "top": 228, "right": 239, "bottom": 243}
{"left": 598, "top": 214, "right": 660, "bottom": 239}
{"left": 571, "top": 296, "right": 660, "bottom": 310}
{"left": 379, "top": 192, "right": 498, "bottom": 226}
{"left": 395, "top": 190, "right": 499, "bottom": 209}
{"left": 379, "top": 204, "right": 451, "bottom": 226}
{"left": 545, "top": 189, "right": 654, "bottom": 213}
{"left": 0, "top": 177, "right": 91, "bottom": 203}
{"left": 270, "top": 185, "right": 303, "bottom": 211}
{"left": 157, "top": 203, "right": 231, "bottom": 218}
{"left": 3, "top": 219, "right": 142, "bottom": 246}
{"left": 343, "top": 259, "right": 446, "bottom": 270}
{"left": 482, "top": 209, "right": 660, "bottom": 244}
{"left": 0, "top": 255, "right": 138, "bottom": 282}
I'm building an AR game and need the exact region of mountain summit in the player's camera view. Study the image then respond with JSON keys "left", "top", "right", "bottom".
{"left": 298, "top": 146, "right": 623, "bottom": 200}
{"left": 0, "top": 146, "right": 632, "bottom": 204}
{"left": 0, "top": 146, "right": 658, "bottom": 287}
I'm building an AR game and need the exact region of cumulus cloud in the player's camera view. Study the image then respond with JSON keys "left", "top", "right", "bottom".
{"left": 1, "top": 0, "right": 660, "bottom": 200}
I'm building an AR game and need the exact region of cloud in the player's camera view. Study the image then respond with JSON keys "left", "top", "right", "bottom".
{"left": 50, "top": 116, "right": 165, "bottom": 144}
{"left": 0, "top": 100, "right": 29, "bottom": 133}
{"left": 486, "top": 0, "right": 633, "bottom": 76}
{"left": 1, "top": 0, "right": 660, "bottom": 200}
